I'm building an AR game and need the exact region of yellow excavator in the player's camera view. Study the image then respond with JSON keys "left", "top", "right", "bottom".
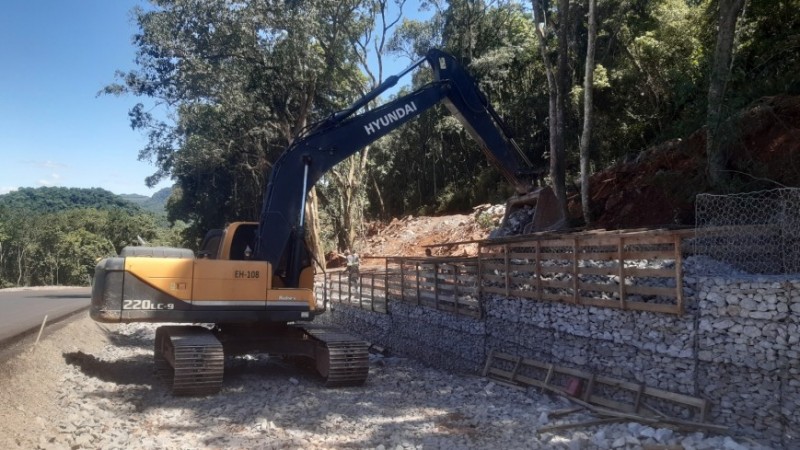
{"left": 90, "top": 49, "right": 561, "bottom": 395}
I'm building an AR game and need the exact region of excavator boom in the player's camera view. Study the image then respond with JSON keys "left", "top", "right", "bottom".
{"left": 258, "top": 48, "right": 542, "bottom": 287}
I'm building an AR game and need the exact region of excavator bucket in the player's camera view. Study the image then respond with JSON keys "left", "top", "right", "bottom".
{"left": 504, "top": 186, "right": 566, "bottom": 235}
{"left": 528, "top": 186, "right": 566, "bottom": 233}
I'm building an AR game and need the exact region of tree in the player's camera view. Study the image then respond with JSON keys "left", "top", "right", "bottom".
{"left": 532, "top": 0, "right": 569, "bottom": 219}
{"left": 106, "top": 0, "right": 408, "bottom": 267}
{"left": 706, "top": 0, "right": 746, "bottom": 188}
{"left": 320, "top": 0, "right": 408, "bottom": 253}
{"left": 580, "top": 0, "right": 598, "bottom": 225}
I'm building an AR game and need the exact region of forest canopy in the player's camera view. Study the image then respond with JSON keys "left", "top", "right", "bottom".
{"left": 102, "top": 0, "right": 799, "bottom": 255}
{"left": 0, "top": 187, "right": 183, "bottom": 287}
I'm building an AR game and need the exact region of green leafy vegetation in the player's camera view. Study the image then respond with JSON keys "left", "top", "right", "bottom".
{"left": 0, "top": 188, "right": 184, "bottom": 287}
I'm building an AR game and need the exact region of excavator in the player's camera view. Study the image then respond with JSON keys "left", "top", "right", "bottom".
{"left": 90, "top": 48, "right": 561, "bottom": 395}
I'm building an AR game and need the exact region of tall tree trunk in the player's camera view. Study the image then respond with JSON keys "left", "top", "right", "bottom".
{"left": 305, "top": 188, "right": 326, "bottom": 272}
{"left": 580, "top": 0, "right": 597, "bottom": 226}
{"left": 533, "top": 0, "right": 570, "bottom": 222}
{"left": 707, "top": 0, "right": 746, "bottom": 188}
{"left": 553, "top": 0, "right": 570, "bottom": 220}
{"left": 532, "top": 0, "right": 559, "bottom": 185}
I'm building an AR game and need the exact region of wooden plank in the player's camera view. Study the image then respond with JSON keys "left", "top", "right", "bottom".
{"left": 618, "top": 238, "right": 627, "bottom": 310}
{"left": 634, "top": 383, "right": 646, "bottom": 413}
{"left": 577, "top": 266, "right": 619, "bottom": 276}
{"left": 578, "top": 282, "right": 619, "bottom": 293}
{"left": 625, "top": 285, "right": 677, "bottom": 297}
{"left": 538, "top": 252, "right": 577, "bottom": 260}
{"left": 505, "top": 252, "right": 538, "bottom": 259}
{"left": 539, "top": 266, "right": 576, "bottom": 276}
{"left": 674, "top": 234, "right": 685, "bottom": 315}
{"left": 624, "top": 268, "right": 677, "bottom": 278}
{"left": 482, "top": 349, "right": 495, "bottom": 377}
{"left": 622, "top": 250, "right": 676, "bottom": 260}
{"left": 509, "top": 275, "right": 537, "bottom": 285}
{"left": 571, "top": 252, "right": 619, "bottom": 261}
{"left": 538, "top": 417, "right": 625, "bottom": 433}
{"left": 572, "top": 238, "right": 580, "bottom": 304}
{"left": 548, "top": 407, "right": 585, "bottom": 418}
{"left": 482, "top": 262, "right": 508, "bottom": 271}
{"left": 541, "top": 292, "right": 575, "bottom": 303}
{"left": 482, "top": 274, "right": 506, "bottom": 283}
{"left": 453, "top": 264, "right": 460, "bottom": 316}
{"left": 534, "top": 240, "right": 542, "bottom": 300}
{"left": 494, "top": 353, "right": 708, "bottom": 411}
{"left": 540, "top": 279, "right": 573, "bottom": 290}
{"left": 504, "top": 244, "right": 510, "bottom": 298}
{"left": 508, "top": 289, "right": 537, "bottom": 299}
{"left": 482, "top": 286, "right": 509, "bottom": 295}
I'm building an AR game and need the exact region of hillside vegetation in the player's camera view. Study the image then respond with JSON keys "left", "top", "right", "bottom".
{"left": 119, "top": 187, "right": 172, "bottom": 215}
{"left": 0, "top": 187, "right": 182, "bottom": 287}
{"left": 0, "top": 187, "right": 141, "bottom": 214}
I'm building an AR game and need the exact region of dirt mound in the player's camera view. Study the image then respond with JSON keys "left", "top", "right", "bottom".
{"left": 355, "top": 209, "right": 500, "bottom": 266}
{"left": 580, "top": 95, "right": 800, "bottom": 229}
{"left": 354, "top": 95, "right": 800, "bottom": 259}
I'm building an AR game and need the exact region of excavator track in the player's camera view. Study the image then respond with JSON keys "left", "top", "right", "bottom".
{"left": 154, "top": 326, "right": 224, "bottom": 396}
{"left": 298, "top": 325, "right": 369, "bottom": 387}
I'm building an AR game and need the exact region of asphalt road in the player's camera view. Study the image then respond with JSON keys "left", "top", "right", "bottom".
{"left": 0, "top": 287, "right": 91, "bottom": 343}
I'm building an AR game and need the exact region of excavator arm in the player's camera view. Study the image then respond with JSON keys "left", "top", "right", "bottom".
{"left": 256, "top": 49, "right": 541, "bottom": 287}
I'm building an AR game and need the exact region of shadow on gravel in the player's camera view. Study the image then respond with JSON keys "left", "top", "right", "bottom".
{"left": 92, "top": 324, "right": 154, "bottom": 350}
{"left": 63, "top": 351, "right": 154, "bottom": 385}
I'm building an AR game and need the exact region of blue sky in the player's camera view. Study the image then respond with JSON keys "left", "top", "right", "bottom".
{"left": 0, "top": 1, "right": 428, "bottom": 197}
{"left": 0, "top": 0, "right": 170, "bottom": 196}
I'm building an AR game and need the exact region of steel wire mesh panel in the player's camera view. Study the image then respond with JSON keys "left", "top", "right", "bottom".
{"left": 695, "top": 188, "right": 800, "bottom": 274}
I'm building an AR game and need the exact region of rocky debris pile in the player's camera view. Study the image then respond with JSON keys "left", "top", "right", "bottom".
{"left": 488, "top": 205, "right": 535, "bottom": 238}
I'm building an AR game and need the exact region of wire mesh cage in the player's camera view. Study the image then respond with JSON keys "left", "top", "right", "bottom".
{"left": 695, "top": 188, "right": 800, "bottom": 275}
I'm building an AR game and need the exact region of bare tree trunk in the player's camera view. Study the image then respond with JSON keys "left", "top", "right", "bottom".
{"left": 305, "top": 188, "right": 326, "bottom": 272}
{"left": 553, "top": 0, "right": 570, "bottom": 220}
{"left": 371, "top": 176, "right": 386, "bottom": 220}
{"left": 532, "top": 0, "right": 559, "bottom": 183}
{"left": 707, "top": 0, "right": 746, "bottom": 188}
{"left": 16, "top": 247, "right": 25, "bottom": 286}
{"left": 580, "top": 0, "right": 597, "bottom": 226}
{"left": 533, "top": 0, "right": 570, "bottom": 221}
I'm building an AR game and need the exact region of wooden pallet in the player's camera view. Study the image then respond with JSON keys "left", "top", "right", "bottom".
{"left": 482, "top": 349, "right": 708, "bottom": 423}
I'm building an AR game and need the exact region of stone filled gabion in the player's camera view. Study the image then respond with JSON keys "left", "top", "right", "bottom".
{"left": 327, "top": 255, "right": 800, "bottom": 448}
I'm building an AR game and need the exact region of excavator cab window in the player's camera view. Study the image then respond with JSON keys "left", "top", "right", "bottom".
{"left": 198, "top": 229, "right": 223, "bottom": 259}
{"left": 230, "top": 224, "right": 258, "bottom": 260}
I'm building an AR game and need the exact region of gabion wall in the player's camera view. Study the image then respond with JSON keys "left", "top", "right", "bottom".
{"left": 320, "top": 260, "right": 800, "bottom": 449}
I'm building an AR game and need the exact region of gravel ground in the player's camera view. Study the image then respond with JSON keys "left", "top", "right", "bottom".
{"left": 0, "top": 316, "right": 769, "bottom": 449}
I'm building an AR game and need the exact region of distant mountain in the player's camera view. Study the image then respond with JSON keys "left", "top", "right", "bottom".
{"left": 0, "top": 187, "right": 142, "bottom": 214}
{"left": 119, "top": 187, "right": 172, "bottom": 215}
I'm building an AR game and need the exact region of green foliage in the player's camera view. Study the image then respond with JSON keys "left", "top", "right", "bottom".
{"left": 475, "top": 211, "right": 496, "bottom": 230}
{"left": 105, "top": 0, "right": 376, "bottom": 244}
{"left": 0, "top": 189, "right": 181, "bottom": 286}
{"left": 0, "top": 187, "right": 141, "bottom": 214}
{"left": 100, "top": 0, "right": 800, "bottom": 256}
{"left": 119, "top": 187, "right": 172, "bottom": 215}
